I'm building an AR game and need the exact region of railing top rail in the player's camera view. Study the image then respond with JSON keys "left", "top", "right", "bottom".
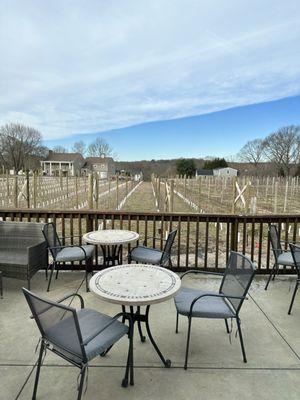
{"left": 0, "top": 209, "right": 299, "bottom": 222}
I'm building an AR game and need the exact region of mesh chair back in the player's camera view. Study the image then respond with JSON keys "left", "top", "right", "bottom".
{"left": 161, "top": 229, "right": 177, "bottom": 264}
{"left": 42, "top": 222, "right": 61, "bottom": 259}
{"left": 22, "top": 288, "right": 86, "bottom": 362}
{"left": 220, "top": 252, "right": 255, "bottom": 314}
{"left": 289, "top": 243, "right": 300, "bottom": 275}
{"left": 269, "top": 224, "right": 282, "bottom": 261}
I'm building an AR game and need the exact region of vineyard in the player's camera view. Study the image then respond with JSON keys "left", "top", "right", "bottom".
{"left": 0, "top": 173, "right": 299, "bottom": 215}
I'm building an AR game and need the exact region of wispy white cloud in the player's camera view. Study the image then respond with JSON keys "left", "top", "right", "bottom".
{"left": 0, "top": 0, "right": 300, "bottom": 139}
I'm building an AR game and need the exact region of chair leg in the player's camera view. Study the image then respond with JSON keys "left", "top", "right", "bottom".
{"left": 225, "top": 319, "right": 230, "bottom": 334}
{"left": 265, "top": 263, "right": 276, "bottom": 290}
{"left": 27, "top": 278, "right": 31, "bottom": 291}
{"left": 47, "top": 263, "right": 55, "bottom": 292}
{"left": 55, "top": 268, "right": 59, "bottom": 279}
{"left": 184, "top": 316, "right": 192, "bottom": 370}
{"left": 175, "top": 312, "right": 179, "bottom": 333}
{"left": 32, "top": 340, "right": 45, "bottom": 400}
{"left": 236, "top": 318, "right": 247, "bottom": 363}
{"left": 77, "top": 366, "right": 86, "bottom": 400}
{"left": 122, "top": 327, "right": 133, "bottom": 388}
{"left": 129, "top": 314, "right": 134, "bottom": 386}
{"left": 288, "top": 279, "right": 299, "bottom": 315}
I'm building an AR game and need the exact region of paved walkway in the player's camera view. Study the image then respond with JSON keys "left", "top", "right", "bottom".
{"left": 0, "top": 272, "right": 299, "bottom": 400}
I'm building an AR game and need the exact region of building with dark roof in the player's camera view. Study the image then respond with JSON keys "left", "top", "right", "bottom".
{"left": 41, "top": 151, "right": 85, "bottom": 176}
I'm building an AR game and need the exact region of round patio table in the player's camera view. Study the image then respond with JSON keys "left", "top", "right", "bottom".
{"left": 83, "top": 229, "right": 139, "bottom": 267}
{"left": 89, "top": 264, "right": 181, "bottom": 386}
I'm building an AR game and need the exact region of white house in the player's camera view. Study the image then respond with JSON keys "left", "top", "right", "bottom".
{"left": 196, "top": 167, "right": 238, "bottom": 179}
{"left": 83, "top": 156, "right": 115, "bottom": 179}
{"left": 41, "top": 151, "right": 85, "bottom": 176}
{"left": 213, "top": 167, "right": 238, "bottom": 177}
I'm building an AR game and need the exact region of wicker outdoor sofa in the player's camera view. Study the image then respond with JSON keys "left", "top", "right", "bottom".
{"left": 0, "top": 221, "right": 48, "bottom": 290}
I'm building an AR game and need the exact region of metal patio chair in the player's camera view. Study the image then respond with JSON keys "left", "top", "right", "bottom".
{"left": 288, "top": 243, "right": 300, "bottom": 315}
{"left": 174, "top": 251, "right": 256, "bottom": 369}
{"left": 265, "top": 224, "right": 294, "bottom": 290}
{"left": 22, "top": 288, "right": 133, "bottom": 400}
{"left": 42, "top": 222, "right": 95, "bottom": 292}
{"left": 129, "top": 228, "right": 177, "bottom": 267}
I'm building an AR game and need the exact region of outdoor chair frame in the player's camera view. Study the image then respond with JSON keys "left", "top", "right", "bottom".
{"left": 128, "top": 228, "right": 177, "bottom": 267}
{"left": 265, "top": 224, "right": 295, "bottom": 290}
{"left": 175, "top": 251, "right": 256, "bottom": 369}
{"left": 288, "top": 243, "right": 300, "bottom": 315}
{"left": 22, "top": 288, "right": 133, "bottom": 400}
{"left": 42, "top": 222, "right": 94, "bottom": 292}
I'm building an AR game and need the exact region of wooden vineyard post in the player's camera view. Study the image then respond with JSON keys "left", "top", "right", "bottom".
{"left": 59, "top": 170, "right": 63, "bottom": 190}
{"left": 26, "top": 170, "right": 30, "bottom": 208}
{"left": 108, "top": 177, "right": 111, "bottom": 209}
{"left": 88, "top": 173, "right": 93, "bottom": 209}
{"left": 116, "top": 174, "right": 119, "bottom": 209}
{"left": 198, "top": 177, "right": 202, "bottom": 211}
{"left": 274, "top": 181, "right": 278, "bottom": 213}
{"left": 6, "top": 170, "right": 9, "bottom": 197}
{"left": 66, "top": 174, "right": 69, "bottom": 198}
{"left": 184, "top": 175, "right": 187, "bottom": 198}
{"left": 94, "top": 174, "right": 99, "bottom": 209}
{"left": 33, "top": 172, "right": 37, "bottom": 209}
{"left": 245, "top": 181, "right": 251, "bottom": 214}
{"left": 13, "top": 175, "right": 18, "bottom": 208}
{"left": 283, "top": 179, "right": 288, "bottom": 212}
{"left": 157, "top": 177, "right": 161, "bottom": 210}
{"left": 170, "top": 179, "right": 174, "bottom": 212}
{"left": 75, "top": 175, "right": 79, "bottom": 209}
{"left": 231, "top": 177, "right": 237, "bottom": 214}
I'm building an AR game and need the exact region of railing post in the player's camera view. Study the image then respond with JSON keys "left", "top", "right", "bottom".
{"left": 86, "top": 212, "right": 93, "bottom": 233}
{"left": 230, "top": 218, "right": 239, "bottom": 252}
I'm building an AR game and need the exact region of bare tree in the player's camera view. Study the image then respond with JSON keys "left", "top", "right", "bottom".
{"left": 263, "top": 125, "right": 300, "bottom": 176}
{"left": 238, "top": 139, "right": 265, "bottom": 167}
{"left": 0, "top": 123, "right": 46, "bottom": 171}
{"left": 87, "top": 137, "right": 114, "bottom": 157}
{"left": 52, "top": 145, "right": 68, "bottom": 153}
{"left": 72, "top": 140, "right": 86, "bottom": 156}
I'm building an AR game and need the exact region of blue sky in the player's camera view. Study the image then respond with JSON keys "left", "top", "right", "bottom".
{"left": 1, "top": 1, "right": 300, "bottom": 160}
{"left": 45, "top": 95, "right": 300, "bottom": 160}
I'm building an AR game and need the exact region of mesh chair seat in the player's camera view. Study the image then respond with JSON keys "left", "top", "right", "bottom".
{"left": 277, "top": 252, "right": 294, "bottom": 267}
{"left": 130, "top": 246, "right": 163, "bottom": 265}
{"left": 55, "top": 245, "right": 94, "bottom": 262}
{"left": 175, "top": 287, "right": 235, "bottom": 318}
{"left": 46, "top": 308, "right": 128, "bottom": 363}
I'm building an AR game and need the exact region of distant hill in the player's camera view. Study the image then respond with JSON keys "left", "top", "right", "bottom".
{"left": 115, "top": 158, "right": 279, "bottom": 180}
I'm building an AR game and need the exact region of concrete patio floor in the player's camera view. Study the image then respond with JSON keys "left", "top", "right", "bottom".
{"left": 0, "top": 271, "right": 299, "bottom": 400}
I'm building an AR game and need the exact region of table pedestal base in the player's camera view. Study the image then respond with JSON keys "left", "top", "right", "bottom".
{"left": 100, "top": 245, "right": 123, "bottom": 267}
{"left": 122, "top": 304, "right": 171, "bottom": 386}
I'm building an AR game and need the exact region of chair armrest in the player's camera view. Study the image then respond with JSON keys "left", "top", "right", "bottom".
{"left": 56, "top": 293, "right": 84, "bottom": 309}
{"left": 181, "top": 270, "right": 223, "bottom": 280}
{"left": 82, "top": 311, "right": 132, "bottom": 345}
{"left": 189, "top": 293, "right": 246, "bottom": 315}
{"left": 28, "top": 241, "right": 48, "bottom": 267}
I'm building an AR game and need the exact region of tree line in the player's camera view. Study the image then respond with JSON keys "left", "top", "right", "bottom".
{"left": 0, "top": 123, "right": 114, "bottom": 172}
{"left": 238, "top": 125, "right": 300, "bottom": 176}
